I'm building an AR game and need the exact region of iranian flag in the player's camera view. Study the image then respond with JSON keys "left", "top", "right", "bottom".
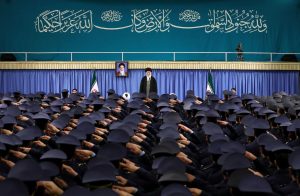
{"left": 206, "top": 70, "right": 215, "bottom": 94}
{"left": 90, "top": 70, "right": 99, "bottom": 93}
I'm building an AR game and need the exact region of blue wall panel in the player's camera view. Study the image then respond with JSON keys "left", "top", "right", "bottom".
{"left": 0, "top": 0, "right": 299, "bottom": 61}
{"left": 0, "top": 70, "right": 298, "bottom": 100}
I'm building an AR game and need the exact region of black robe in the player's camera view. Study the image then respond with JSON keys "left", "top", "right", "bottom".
{"left": 139, "top": 76, "right": 157, "bottom": 95}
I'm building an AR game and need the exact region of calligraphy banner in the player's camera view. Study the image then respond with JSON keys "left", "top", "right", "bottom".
{"left": 0, "top": 0, "right": 300, "bottom": 61}
{"left": 34, "top": 9, "right": 268, "bottom": 34}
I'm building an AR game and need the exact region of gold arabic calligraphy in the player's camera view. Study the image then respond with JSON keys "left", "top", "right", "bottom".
{"left": 131, "top": 9, "right": 171, "bottom": 33}
{"left": 205, "top": 10, "right": 267, "bottom": 33}
{"left": 35, "top": 10, "right": 93, "bottom": 33}
{"left": 35, "top": 9, "right": 268, "bottom": 34}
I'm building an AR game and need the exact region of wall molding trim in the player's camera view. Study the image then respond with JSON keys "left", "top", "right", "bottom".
{"left": 0, "top": 61, "right": 299, "bottom": 70}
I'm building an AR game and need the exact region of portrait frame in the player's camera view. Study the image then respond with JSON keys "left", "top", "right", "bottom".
{"left": 115, "top": 61, "right": 129, "bottom": 77}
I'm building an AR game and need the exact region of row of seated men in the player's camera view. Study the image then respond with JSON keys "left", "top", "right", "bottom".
{"left": 0, "top": 89, "right": 300, "bottom": 196}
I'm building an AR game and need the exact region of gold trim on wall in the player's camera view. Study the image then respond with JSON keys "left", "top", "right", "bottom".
{"left": 0, "top": 61, "right": 299, "bottom": 70}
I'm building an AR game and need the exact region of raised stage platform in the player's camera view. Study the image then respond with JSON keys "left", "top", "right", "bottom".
{"left": 0, "top": 61, "right": 299, "bottom": 99}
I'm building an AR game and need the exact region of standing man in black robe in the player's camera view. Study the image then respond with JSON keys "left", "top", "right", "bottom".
{"left": 139, "top": 67, "right": 157, "bottom": 97}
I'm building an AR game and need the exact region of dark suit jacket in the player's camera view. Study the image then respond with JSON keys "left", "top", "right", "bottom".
{"left": 139, "top": 76, "right": 157, "bottom": 94}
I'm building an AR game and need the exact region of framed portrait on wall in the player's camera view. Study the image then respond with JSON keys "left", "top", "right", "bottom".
{"left": 115, "top": 61, "right": 128, "bottom": 77}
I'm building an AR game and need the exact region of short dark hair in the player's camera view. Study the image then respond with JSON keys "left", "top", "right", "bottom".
{"left": 231, "top": 87, "right": 236, "bottom": 91}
